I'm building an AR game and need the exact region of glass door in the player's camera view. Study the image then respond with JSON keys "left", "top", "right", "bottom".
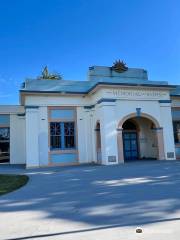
{"left": 0, "top": 127, "right": 10, "bottom": 163}
{"left": 123, "top": 132, "right": 138, "bottom": 161}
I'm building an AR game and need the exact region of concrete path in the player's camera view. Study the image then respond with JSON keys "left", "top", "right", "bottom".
{"left": 0, "top": 161, "right": 180, "bottom": 240}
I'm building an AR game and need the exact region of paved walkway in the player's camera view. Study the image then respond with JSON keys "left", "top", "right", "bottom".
{"left": 0, "top": 161, "right": 180, "bottom": 240}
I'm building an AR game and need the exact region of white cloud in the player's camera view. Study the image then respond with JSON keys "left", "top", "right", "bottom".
{"left": 0, "top": 93, "right": 13, "bottom": 98}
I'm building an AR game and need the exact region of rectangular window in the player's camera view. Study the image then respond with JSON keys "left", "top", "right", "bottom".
{"left": 50, "top": 122, "right": 75, "bottom": 150}
{"left": 0, "top": 127, "right": 10, "bottom": 162}
{"left": 64, "top": 122, "right": 75, "bottom": 148}
{"left": 50, "top": 122, "right": 61, "bottom": 149}
{"left": 173, "top": 121, "right": 180, "bottom": 143}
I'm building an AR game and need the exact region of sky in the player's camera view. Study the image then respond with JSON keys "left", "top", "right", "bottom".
{"left": 0, "top": 0, "right": 179, "bottom": 104}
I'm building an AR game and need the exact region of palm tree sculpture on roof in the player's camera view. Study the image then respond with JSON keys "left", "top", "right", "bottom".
{"left": 40, "top": 66, "right": 62, "bottom": 80}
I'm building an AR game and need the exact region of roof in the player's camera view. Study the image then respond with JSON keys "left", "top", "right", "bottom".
{"left": 170, "top": 86, "right": 180, "bottom": 97}
{"left": 20, "top": 66, "right": 176, "bottom": 94}
{"left": 0, "top": 105, "right": 25, "bottom": 114}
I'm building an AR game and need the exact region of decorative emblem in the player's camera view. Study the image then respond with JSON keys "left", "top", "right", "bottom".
{"left": 39, "top": 66, "right": 62, "bottom": 80}
{"left": 112, "top": 60, "right": 128, "bottom": 73}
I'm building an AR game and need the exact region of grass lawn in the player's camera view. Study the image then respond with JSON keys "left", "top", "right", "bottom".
{"left": 0, "top": 174, "right": 29, "bottom": 196}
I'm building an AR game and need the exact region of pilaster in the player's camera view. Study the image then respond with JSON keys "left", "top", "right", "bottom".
{"left": 26, "top": 107, "right": 39, "bottom": 168}
{"left": 98, "top": 102, "right": 118, "bottom": 165}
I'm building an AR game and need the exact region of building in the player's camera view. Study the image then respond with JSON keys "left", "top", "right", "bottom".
{"left": 0, "top": 64, "right": 180, "bottom": 168}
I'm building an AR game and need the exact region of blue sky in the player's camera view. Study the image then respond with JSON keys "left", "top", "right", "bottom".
{"left": 0, "top": 0, "right": 179, "bottom": 104}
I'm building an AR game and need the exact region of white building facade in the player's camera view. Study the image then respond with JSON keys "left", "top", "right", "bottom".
{"left": 0, "top": 66, "right": 180, "bottom": 168}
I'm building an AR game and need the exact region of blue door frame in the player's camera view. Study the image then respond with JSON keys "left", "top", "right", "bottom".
{"left": 123, "top": 131, "right": 139, "bottom": 161}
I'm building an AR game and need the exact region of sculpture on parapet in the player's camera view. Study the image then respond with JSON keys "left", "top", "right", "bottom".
{"left": 39, "top": 66, "right": 62, "bottom": 80}
{"left": 112, "top": 60, "right": 128, "bottom": 73}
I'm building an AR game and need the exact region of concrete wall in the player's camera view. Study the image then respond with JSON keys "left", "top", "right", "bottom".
{"left": 97, "top": 102, "right": 118, "bottom": 165}
{"left": 25, "top": 106, "right": 49, "bottom": 167}
{"left": 0, "top": 106, "right": 25, "bottom": 165}
{"left": 135, "top": 118, "right": 158, "bottom": 159}
{"left": 26, "top": 108, "right": 39, "bottom": 167}
{"left": 77, "top": 103, "right": 172, "bottom": 163}
{"left": 10, "top": 115, "right": 26, "bottom": 164}
{"left": 23, "top": 86, "right": 176, "bottom": 167}
{"left": 0, "top": 85, "right": 176, "bottom": 167}
{"left": 38, "top": 107, "right": 49, "bottom": 166}
{"left": 77, "top": 107, "right": 91, "bottom": 163}
{"left": 115, "top": 100, "right": 175, "bottom": 160}
{"left": 160, "top": 102, "right": 176, "bottom": 159}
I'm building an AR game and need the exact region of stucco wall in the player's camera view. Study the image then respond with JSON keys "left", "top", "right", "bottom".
{"left": 23, "top": 86, "right": 176, "bottom": 166}
{"left": 38, "top": 107, "right": 49, "bottom": 166}
{"left": 26, "top": 108, "right": 39, "bottom": 167}
{"left": 135, "top": 118, "right": 158, "bottom": 159}
{"left": 160, "top": 103, "right": 176, "bottom": 159}
{"left": 10, "top": 115, "right": 26, "bottom": 164}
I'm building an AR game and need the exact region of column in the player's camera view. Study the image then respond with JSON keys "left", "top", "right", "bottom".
{"left": 98, "top": 102, "right": 118, "bottom": 165}
{"left": 156, "top": 128, "right": 165, "bottom": 160}
{"left": 26, "top": 107, "right": 39, "bottom": 168}
{"left": 117, "top": 128, "right": 124, "bottom": 163}
{"left": 38, "top": 107, "right": 49, "bottom": 166}
{"left": 160, "top": 103, "right": 176, "bottom": 160}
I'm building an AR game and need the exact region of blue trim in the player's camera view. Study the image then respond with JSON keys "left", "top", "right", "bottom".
{"left": 136, "top": 108, "right": 141, "bottom": 117}
{"left": 97, "top": 98, "right": 116, "bottom": 104}
{"left": 117, "top": 128, "right": 123, "bottom": 131}
{"left": 20, "top": 82, "right": 176, "bottom": 95}
{"left": 159, "top": 100, "right": 171, "bottom": 103}
{"left": 0, "top": 115, "right": 10, "bottom": 125}
{"left": 50, "top": 153, "right": 77, "bottom": 164}
{"left": 84, "top": 105, "right": 95, "bottom": 109}
{"left": 94, "top": 128, "right": 100, "bottom": 131}
{"left": 88, "top": 82, "right": 176, "bottom": 93}
{"left": 21, "top": 90, "right": 87, "bottom": 94}
{"left": 152, "top": 127, "right": 163, "bottom": 131}
{"left": 25, "top": 106, "right": 39, "bottom": 109}
{"left": 170, "top": 94, "right": 180, "bottom": 97}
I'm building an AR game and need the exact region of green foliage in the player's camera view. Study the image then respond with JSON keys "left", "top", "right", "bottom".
{"left": 0, "top": 175, "right": 29, "bottom": 196}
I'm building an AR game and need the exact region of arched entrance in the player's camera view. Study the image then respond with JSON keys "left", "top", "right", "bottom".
{"left": 95, "top": 121, "right": 102, "bottom": 164}
{"left": 122, "top": 120, "right": 139, "bottom": 161}
{"left": 117, "top": 113, "right": 165, "bottom": 162}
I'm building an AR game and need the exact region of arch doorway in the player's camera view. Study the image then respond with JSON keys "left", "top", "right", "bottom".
{"left": 122, "top": 120, "right": 139, "bottom": 161}
{"left": 118, "top": 114, "right": 165, "bottom": 162}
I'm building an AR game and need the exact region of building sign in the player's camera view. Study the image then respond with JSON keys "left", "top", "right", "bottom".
{"left": 106, "top": 89, "right": 169, "bottom": 100}
{"left": 108, "top": 156, "right": 117, "bottom": 162}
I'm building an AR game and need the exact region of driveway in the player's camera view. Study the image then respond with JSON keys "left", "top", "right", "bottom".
{"left": 0, "top": 161, "right": 180, "bottom": 240}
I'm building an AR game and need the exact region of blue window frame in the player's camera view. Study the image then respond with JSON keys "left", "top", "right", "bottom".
{"left": 50, "top": 122, "right": 75, "bottom": 150}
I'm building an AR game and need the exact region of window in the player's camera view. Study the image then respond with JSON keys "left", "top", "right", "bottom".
{"left": 64, "top": 122, "right": 75, "bottom": 148}
{"left": 173, "top": 121, "right": 180, "bottom": 143}
{"left": 0, "top": 127, "right": 10, "bottom": 162}
{"left": 50, "top": 122, "right": 75, "bottom": 150}
{"left": 50, "top": 123, "right": 61, "bottom": 149}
